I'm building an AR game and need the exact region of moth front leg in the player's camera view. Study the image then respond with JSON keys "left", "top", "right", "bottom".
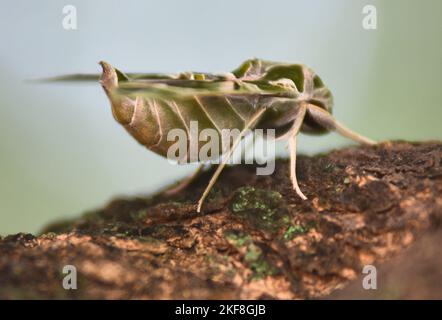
{"left": 288, "top": 105, "right": 308, "bottom": 200}
{"left": 196, "top": 107, "right": 267, "bottom": 213}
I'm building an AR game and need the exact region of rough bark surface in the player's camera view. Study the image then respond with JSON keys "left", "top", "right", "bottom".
{"left": 0, "top": 141, "right": 441, "bottom": 299}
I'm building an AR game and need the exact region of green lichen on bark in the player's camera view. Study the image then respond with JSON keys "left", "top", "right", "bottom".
{"left": 224, "top": 229, "right": 278, "bottom": 280}
{"left": 230, "top": 187, "right": 291, "bottom": 232}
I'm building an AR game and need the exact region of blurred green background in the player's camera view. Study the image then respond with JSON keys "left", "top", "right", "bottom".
{"left": 0, "top": 0, "right": 441, "bottom": 235}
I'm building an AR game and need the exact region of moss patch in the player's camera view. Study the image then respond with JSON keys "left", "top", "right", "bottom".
{"left": 230, "top": 187, "right": 289, "bottom": 232}
{"left": 224, "top": 230, "right": 253, "bottom": 247}
{"left": 283, "top": 224, "right": 310, "bottom": 241}
{"left": 224, "top": 230, "right": 277, "bottom": 280}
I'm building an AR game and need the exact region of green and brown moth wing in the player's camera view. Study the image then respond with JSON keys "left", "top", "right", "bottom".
{"left": 111, "top": 82, "right": 273, "bottom": 162}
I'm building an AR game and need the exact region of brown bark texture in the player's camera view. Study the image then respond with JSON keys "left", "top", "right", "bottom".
{"left": 1, "top": 141, "right": 441, "bottom": 299}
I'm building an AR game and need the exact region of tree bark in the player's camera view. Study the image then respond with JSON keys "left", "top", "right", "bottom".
{"left": 1, "top": 141, "right": 441, "bottom": 299}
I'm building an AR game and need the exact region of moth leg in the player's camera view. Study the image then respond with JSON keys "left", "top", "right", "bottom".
{"left": 197, "top": 108, "right": 267, "bottom": 213}
{"left": 306, "top": 104, "right": 376, "bottom": 145}
{"left": 164, "top": 163, "right": 206, "bottom": 196}
{"left": 288, "top": 106, "right": 308, "bottom": 200}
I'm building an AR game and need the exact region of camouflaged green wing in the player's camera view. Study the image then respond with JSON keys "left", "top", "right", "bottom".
{"left": 40, "top": 58, "right": 334, "bottom": 160}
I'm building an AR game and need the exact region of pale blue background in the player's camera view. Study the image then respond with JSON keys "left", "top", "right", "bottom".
{"left": 0, "top": 0, "right": 441, "bottom": 234}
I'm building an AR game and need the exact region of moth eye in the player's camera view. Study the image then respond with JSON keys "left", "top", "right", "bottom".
{"left": 313, "top": 75, "right": 325, "bottom": 88}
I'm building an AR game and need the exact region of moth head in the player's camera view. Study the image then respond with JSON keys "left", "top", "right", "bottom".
{"left": 99, "top": 61, "right": 134, "bottom": 125}
{"left": 301, "top": 72, "right": 335, "bottom": 135}
{"left": 309, "top": 73, "right": 334, "bottom": 113}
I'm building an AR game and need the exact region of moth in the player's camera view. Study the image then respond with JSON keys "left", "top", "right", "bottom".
{"left": 47, "top": 58, "right": 375, "bottom": 212}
